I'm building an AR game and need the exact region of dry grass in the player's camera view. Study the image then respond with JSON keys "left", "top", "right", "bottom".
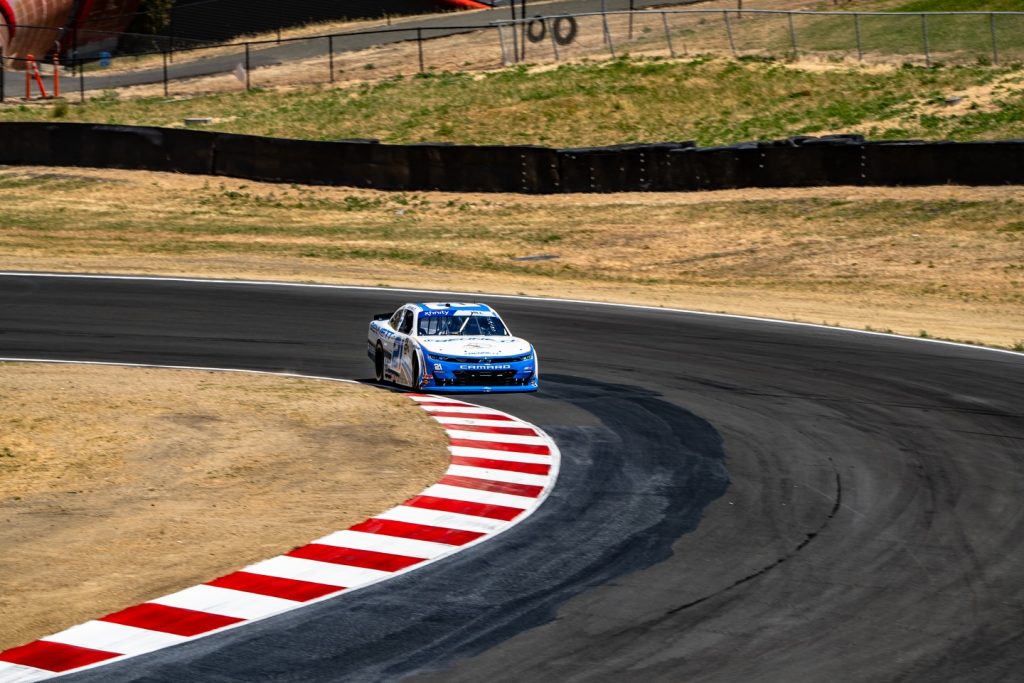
{"left": 0, "top": 363, "right": 449, "bottom": 651}
{"left": 1, "top": 166, "right": 1021, "bottom": 348}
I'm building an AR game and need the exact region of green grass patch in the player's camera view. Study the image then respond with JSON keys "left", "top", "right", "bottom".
{"left": 890, "top": 1, "right": 1024, "bottom": 11}
{"left": 2, "top": 57, "right": 1022, "bottom": 146}
{"left": 795, "top": 1, "right": 1024, "bottom": 63}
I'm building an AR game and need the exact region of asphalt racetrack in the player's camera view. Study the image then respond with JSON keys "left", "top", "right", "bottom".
{"left": 2, "top": 273, "right": 1023, "bottom": 682}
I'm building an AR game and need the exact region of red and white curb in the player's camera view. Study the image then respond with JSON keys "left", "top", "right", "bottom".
{"left": 0, "top": 394, "right": 560, "bottom": 682}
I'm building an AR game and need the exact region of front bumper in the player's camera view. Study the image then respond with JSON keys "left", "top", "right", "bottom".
{"left": 421, "top": 359, "right": 538, "bottom": 393}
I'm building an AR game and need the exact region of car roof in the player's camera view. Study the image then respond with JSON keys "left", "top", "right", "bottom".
{"left": 412, "top": 302, "right": 495, "bottom": 314}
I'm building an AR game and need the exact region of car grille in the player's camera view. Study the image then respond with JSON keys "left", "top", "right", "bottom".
{"left": 450, "top": 370, "right": 522, "bottom": 387}
{"left": 431, "top": 354, "right": 532, "bottom": 364}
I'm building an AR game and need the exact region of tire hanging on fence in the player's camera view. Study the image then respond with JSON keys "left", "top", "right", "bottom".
{"left": 553, "top": 16, "right": 578, "bottom": 46}
{"left": 526, "top": 16, "right": 547, "bottom": 43}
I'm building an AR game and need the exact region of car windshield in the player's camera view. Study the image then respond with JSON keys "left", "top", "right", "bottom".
{"left": 418, "top": 313, "right": 509, "bottom": 337}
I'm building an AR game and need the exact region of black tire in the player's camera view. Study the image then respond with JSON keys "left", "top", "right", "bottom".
{"left": 374, "top": 344, "right": 385, "bottom": 383}
{"left": 526, "top": 16, "right": 547, "bottom": 44}
{"left": 410, "top": 355, "right": 421, "bottom": 391}
{"left": 553, "top": 16, "right": 578, "bottom": 46}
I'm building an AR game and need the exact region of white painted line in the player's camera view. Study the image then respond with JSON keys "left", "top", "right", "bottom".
{"left": 420, "top": 484, "right": 536, "bottom": 510}
{"left": 243, "top": 556, "right": 391, "bottom": 588}
{"left": 312, "top": 530, "right": 453, "bottom": 559}
{"left": 44, "top": 622, "right": 187, "bottom": 656}
{"left": 443, "top": 429, "right": 548, "bottom": 445}
{"left": 424, "top": 412, "right": 516, "bottom": 424}
{"left": 445, "top": 465, "right": 550, "bottom": 487}
{"left": 0, "top": 662, "right": 51, "bottom": 683}
{"left": 421, "top": 405, "right": 509, "bottom": 416}
{"left": 375, "top": 505, "right": 510, "bottom": 534}
{"left": 433, "top": 416, "right": 534, "bottom": 428}
{"left": 150, "top": 586, "right": 297, "bottom": 621}
{"left": 448, "top": 447, "right": 552, "bottom": 464}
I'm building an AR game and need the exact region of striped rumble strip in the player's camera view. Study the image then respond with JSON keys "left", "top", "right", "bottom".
{"left": 0, "top": 395, "right": 560, "bottom": 682}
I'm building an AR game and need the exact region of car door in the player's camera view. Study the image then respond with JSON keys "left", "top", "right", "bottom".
{"left": 390, "top": 308, "right": 416, "bottom": 385}
{"left": 377, "top": 307, "right": 403, "bottom": 380}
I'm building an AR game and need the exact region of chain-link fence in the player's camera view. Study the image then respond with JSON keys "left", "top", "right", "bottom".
{"left": 497, "top": 9, "right": 1024, "bottom": 67}
{"left": 0, "top": 21, "right": 511, "bottom": 102}
{"left": 2, "top": 7, "right": 1022, "bottom": 104}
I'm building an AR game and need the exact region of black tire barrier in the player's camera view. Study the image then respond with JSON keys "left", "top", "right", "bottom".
{"left": 553, "top": 16, "right": 578, "bottom": 46}
{"left": 1, "top": 123, "right": 1022, "bottom": 194}
{"left": 558, "top": 142, "right": 695, "bottom": 192}
{"left": 526, "top": 17, "right": 547, "bottom": 44}
{"left": 0, "top": 123, "right": 215, "bottom": 175}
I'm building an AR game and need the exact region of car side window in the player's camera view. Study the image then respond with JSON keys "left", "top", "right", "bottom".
{"left": 389, "top": 309, "right": 404, "bottom": 330}
{"left": 398, "top": 310, "right": 414, "bottom": 335}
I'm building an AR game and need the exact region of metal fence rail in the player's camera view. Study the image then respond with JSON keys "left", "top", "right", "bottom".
{"left": 0, "top": 21, "right": 506, "bottom": 103}
{"left": 495, "top": 9, "right": 1024, "bottom": 68}
{"left": 2, "top": 7, "right": 1022, "bottom": 104}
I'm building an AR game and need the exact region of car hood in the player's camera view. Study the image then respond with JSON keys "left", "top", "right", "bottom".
{"left": 419, "top": 336, "right": 532, "bottom": 358}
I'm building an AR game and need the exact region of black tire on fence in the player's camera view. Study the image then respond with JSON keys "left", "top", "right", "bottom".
{"left": 526, "top": 16, "right": 547, "bottom": 43}
{"left": 553, "top": 16, "right": 578, "bottom": 45}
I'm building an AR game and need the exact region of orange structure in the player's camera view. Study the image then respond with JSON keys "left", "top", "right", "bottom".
{"left": 24, "top": 53, "right": 46, "bottom": 98}
{"left": 0, "top": 0, "right": 140, "bottom": 68}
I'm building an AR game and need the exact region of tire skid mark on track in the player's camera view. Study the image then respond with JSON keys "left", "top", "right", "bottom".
{"left": 0, "top": 390, "right": 561, "bottom": 682}
{"left": 667, "top": 461, "right": 843, "bottom": 617}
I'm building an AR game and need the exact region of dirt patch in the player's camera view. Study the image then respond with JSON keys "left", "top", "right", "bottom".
{"left": 0, "top": 363, "right": 450, "bottom": 651}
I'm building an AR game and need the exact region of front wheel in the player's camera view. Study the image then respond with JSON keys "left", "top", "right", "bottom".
{"left": 374, "top": 344, "right": 385, "bottom": 383}
{"left": 409, "top": 355, "right": 422, "bottom": 390}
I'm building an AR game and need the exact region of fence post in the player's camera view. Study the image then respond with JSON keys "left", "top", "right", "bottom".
{"left": 497, "top": 25, "right": 509, "bottom": 65}
{"left": 601, "top": 0, "right": 614, "bottom": 57}
{"left": 661, "top": 12, "right": 676, "bottom": 58}
{"left": 788, "top": 12, "right": 798, "bottom": 57}
{"left": 921, "top": 13, "right": 930, "bottom": 67}
{"left": 548, "top": 18, "right": 560, "bottom": 61}
{"left": 244, "top": 42, "right": 251, "bottom": 89}
{"left": 724, "top": 11, "right": 736, "bottom": 56}
{"left": 990, "top": 13, "right": 999, "bottom": 65}
{"left": 628, "top": 0, "right": 635, "bottom": 40}
{"left": 854, "top": 13, "right": 862, "bottom": 62}
{"left": 79, "top": 57, "right": 85, "bottom": 103}
{"left": 509, "top": 0, "right": 520, "bottom": 62}
{"left": 520, "top": 0, "right": 528, "bottom": 60}
{"left": 329, "top": 35, "right": 335, "bottom": 82}
{"left": 162, "top": 50, "right": 169, "bottom": 97}
{"left": 417, "top": 28, "right": 425, "bottom": 73}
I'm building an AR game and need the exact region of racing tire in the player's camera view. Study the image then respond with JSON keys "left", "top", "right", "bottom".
{"left": 553, "top": 16, "right": 578, "bottom": 46}
{"left": 526, "top": 16, "right": 547, "bottom": 44}
{"left": 410, "top": 355, "right": 422, "bottom": 391}
{"left": 374, "top": 343, "right": 385, "bottom": 384}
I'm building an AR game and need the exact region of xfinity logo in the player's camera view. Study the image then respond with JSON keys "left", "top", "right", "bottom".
{"left": 460, "top": 364, "right": 512, "bottom": 370}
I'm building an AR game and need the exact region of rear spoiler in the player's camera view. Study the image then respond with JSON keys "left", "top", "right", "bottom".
{"left": 373, "top": 312, "right": 391, "bottom": 321}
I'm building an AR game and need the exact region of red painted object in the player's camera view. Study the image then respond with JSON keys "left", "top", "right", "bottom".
{"left": 0, "top": 640, "right": 118, "bottom": 673}
{"left": 0, "top": 0, "right": 16, "bottom": 38}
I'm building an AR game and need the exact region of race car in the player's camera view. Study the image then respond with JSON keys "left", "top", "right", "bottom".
{"left": 367, "top": 302, "right": 538, "bottom": 393}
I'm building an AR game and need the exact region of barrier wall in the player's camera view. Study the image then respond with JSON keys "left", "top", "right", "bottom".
{"left": 0, "top": 123, "right": 1021, "bottom": 193}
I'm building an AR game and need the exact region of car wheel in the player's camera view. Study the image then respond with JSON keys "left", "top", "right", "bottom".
{"left": 374, "top": 343, "right": 385, "bottom": 383}
{"left": 410, "top": 355, "right": 421, "bottom": 390}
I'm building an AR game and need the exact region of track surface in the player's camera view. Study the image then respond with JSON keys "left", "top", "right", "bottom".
{"left": 2, "top": 273, "right": 1023, "bottom": 682}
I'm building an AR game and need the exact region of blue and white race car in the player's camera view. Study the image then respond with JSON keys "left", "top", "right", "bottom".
{"left": 367, "top": 302, "right": 538, "bottom": 393}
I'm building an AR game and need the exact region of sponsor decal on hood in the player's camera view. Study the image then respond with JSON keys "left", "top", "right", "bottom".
{"left": 419, "top": 336, "right": 531, "bottom": 358}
